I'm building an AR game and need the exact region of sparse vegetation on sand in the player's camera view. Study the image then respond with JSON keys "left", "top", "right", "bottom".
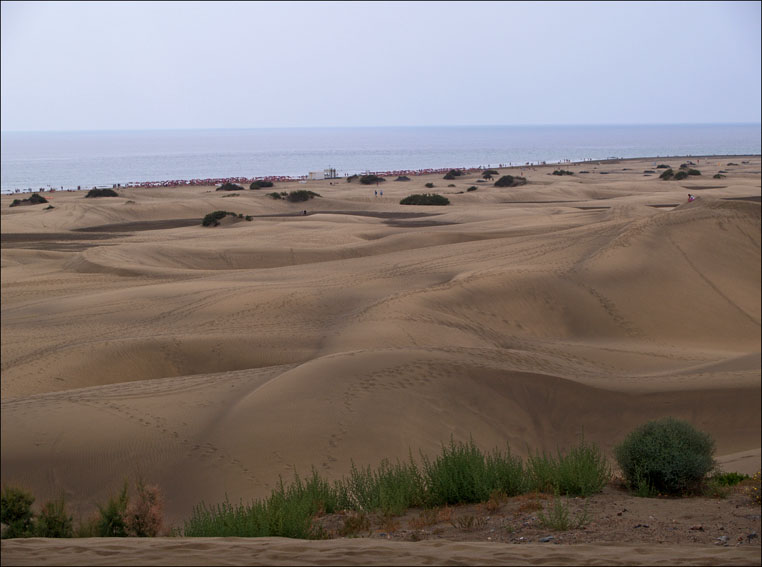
{"left": 182, "top": 436, "right": 610, "bottom": 538}
{"left": 85, "top": 188, "right": 119, "bottom": 198}
{"left": 216, "top": 183, "right": 245, "bottom": 192}
{"left": 494, "top": 175, "right": 527, "bottom": 188}
{"left": 249, "top": 180, "right": 274, "bottom": 190}
{"left": 400, "top": 193, "right": 450, "bottom": 205}
{"left": 395, "top": 175, "right": 411, "bottom": 181}
{"left": 9, "top": 193, "right": 48, "bottom": 207}
{"left": 552, "top": 170, "right": 574, "bottom": 176}
{"left": 482, "top": 169, "right": 499, "bottom": 180}
{"left": 659, "top": 168, "right": 675, "bottom": 180}
{"left": 3, "top": 427, "right": 758, "bottom": 541}
{"left": 656, "top": 164, "right": 671, "bottom": 169}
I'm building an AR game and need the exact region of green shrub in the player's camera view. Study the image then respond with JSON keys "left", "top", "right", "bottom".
{"left": 85, "top": 188, "right": 118, "bottom": 198}
{"left": 656, "top": 164, "right": 671, "bottom": 168}
{"left": 448, "top": 184, "right": 456, "bottom": 187}
{"left": 216, "top": 183, "right": 244, "bottom": 192}
{"left": 659, "top": 168, "right": 674, "bottom": 180}
{"left": 359, "top": 175, "right": 385, "bottom": 185}
{"left": 421, "top": 438, "right": 492, "bottom": 505}
{"left": 614, "top": 418, "right": 716, "bottom": 496}
{"left": 395, "top": 175, "right": 411, "bottom": 181}
{"left": 96, "top": 481, "right": 130, "bottom": 537}
{"left": 399, "top": 193, "right": 450, "bottom": 205}
{"left": 250, "top": 180, "right": 274, "bottom": 189}
{"left": 443, "top": 169, "right": 463, "bottom": 180}
{"left": 713, "top": 173, "right": 726, "bottom": 179}
{"left": 344, "top": 458, "right": 425, "bottom": 515}
{"left": 710, "top": 472, "right": 749, "bottom": 486}
{"left": 424, "top": 182, "right": 435, "bottom": 188}
{"left": 494, "top": 175, "right": 527, "bottom": 187}
{"left": 673, "top": 170, "right": 689, "bottom": 180}
{"left": 527, "top": 437, "right": 610, "bottom": 497}
{"left": 552, "top": 170, "right": 574, "bottom": 176}
{"left": 687, "top": 169, "right": 701, "bottom": 176}
{"left": 537, "top": 494, "right": 591, "bottom": 531}
{"left": 347, "top": 175, "right": 358, "bottom": 183}
{"left": 467, "top": 186, "right": 477, "bottom": 192}
{"left": 202, "top": 210, "right": 237, "bottom": 226}
{"left": 286, "top": 190, "right": 321, "bottom": 203}
{"left": 267, "top": 192, "right": 284, "bottom": 199}
{"left": 35, "top": 496, "right": 74, "bottom": 538}
{"left": 482, "top": 169, "right": 498, "bottom": 180}
{"left": 1, "top": 486, "right": 35, "bottom": 538}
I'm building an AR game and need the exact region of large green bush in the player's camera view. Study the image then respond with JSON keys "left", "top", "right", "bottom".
{"left": 614, "top": 417, "right": 716, "bottom": 496}
{"left": 202, "top": 210, "right": 236, "bottom": 226}
{"left": 1, "top": 486, "right": 35, "bottom": 538}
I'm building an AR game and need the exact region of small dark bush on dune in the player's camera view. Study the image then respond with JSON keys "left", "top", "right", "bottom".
{"left": 359, "top": 175, "right": 386, "bottom": 185}
{"left": 614, "top": 417, "right": 716, "bottom": 496}
{"left": 659, "top": 168, "right": 674, "bottom": 180}
{"left": 400, "top": 193, "right": 450, "bottom": 205}
{"left": 482, "top": 169, "right": 498, "bottom": 180}
{"left": 552, "top": 170, "right": 574, "bottom": 176}
{"left": 713, "top": 173, "right": 726, "bottom": 179}
{"left": 267, "top": 192, "right": 285, "bottom": 199}
{"left": 85, "top": 188, "right": 118, "bottom": 198}
{"left": 9, "top": 193, "right": 48, "bottom": 207}
{"left": 467, "top": 186, "right": 477, "bottom": 192}
{"left": 286, "top": 190, "right": 321, "bottom": 202}
{"left": 202, "top": 210, "right": 237, "bottom": 226}
{"left": 347, "top": 175, "right": 358, "bottom": 183}
{"left": 216, "top": 183, "right": 244, "bottom": 192}
{"left": 687, "top": 169, "right": 701, "bottom": 176}
{"left": 673, "top": 170, "right": 689, "bottom": 180}
{"left": 443, "top": 169, "right": 463, "bottom": 180}
{"left": 250, "top": 180, "right": 274, "bottom": 190}
{"left": 656, "top": 164, "right": 671, "bottom": 169}
{"left": 494, "top": 175, "right": 527, "bottom": 188}
{"left": 395, "top": 176, "right": 411, "bottom": 181}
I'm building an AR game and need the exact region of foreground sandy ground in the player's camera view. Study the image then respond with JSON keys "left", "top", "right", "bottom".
{"left": 1, "top": 155, "right": 760, "bottom": 565}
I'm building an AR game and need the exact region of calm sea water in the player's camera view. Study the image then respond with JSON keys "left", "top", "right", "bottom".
{"left": 1, "top": 124, "right": 760, "bottom": 193}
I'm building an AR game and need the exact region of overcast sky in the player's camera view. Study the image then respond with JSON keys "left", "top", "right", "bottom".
{"left": 1, "top": 1, "right": 760, "bottom": 131}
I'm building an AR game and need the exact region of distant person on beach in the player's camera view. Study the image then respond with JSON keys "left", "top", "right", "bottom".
{"left": 688, "top": 193, "right": 695, "bottom": 202}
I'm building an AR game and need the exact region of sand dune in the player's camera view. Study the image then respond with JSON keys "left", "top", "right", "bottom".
{"left": 1, "top": 156, "right": 760, "bottom": 563}
{"left": 2, "top": 537, "right": 761, "bottom": 566}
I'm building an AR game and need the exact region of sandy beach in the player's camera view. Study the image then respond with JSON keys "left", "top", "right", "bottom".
{"left": 1, "top": 156, "right": 760, "bottom": 565}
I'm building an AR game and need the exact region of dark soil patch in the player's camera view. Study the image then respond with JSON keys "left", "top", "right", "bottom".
{"left": 722, "top": 196, "right": 761, "bottom": 202}
{"left": 73, "top": 219, "right": 200, "bottom": 232}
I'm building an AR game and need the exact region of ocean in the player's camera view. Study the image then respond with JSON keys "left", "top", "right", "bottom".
{"left": 1, "top": 124, "right": 760, "bottom": 193}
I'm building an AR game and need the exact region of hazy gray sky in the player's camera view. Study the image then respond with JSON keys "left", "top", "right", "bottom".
{"left": 1, "top": 1, "right": 760, "bottom": 131}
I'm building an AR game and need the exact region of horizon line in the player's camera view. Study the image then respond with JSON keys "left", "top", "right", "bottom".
{"left": 2, "top": 122, "right": 761, "bottom": 135}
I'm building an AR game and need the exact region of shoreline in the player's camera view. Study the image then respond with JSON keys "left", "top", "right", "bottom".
{"left": 2, "top": 153, "right": 760, "bottom": 195}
